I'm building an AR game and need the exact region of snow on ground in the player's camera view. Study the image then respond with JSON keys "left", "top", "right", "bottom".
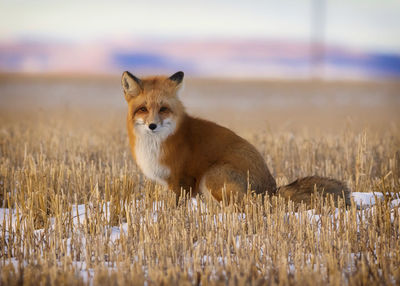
{"left": 390, "top": 199, "right": 400, "bottom": 208}
{"left": 0, "top": 208, "right": 17, "bottom": 231}
{"left": 1, "top": 191, "right": 399, "bottom": 282}
{"left": 352, "top": 192, "right": 400, "bottom": 209}
{"left": 352, "top": 192, "right": 384, "bottom": 206}
{"left": 1, "top": 192, "right": 399, "bottom": 243}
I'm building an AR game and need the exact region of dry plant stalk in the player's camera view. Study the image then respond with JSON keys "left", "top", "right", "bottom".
{"left": 0, "top": 80, "right": 400, "bottom": 285}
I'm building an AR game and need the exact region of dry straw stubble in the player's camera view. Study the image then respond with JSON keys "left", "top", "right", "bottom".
{"left": 0, "top": 77, "right": 399, "bottom": 285}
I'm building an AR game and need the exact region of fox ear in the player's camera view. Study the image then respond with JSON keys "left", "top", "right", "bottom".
{"left": 169, "top": 71, "right": 184, "bottom": 84}
{"left": 168, "top": 71, "right": 184, "bottom": 94}
{"left": 121, "top": 71, "right": 143, "bottom": 101}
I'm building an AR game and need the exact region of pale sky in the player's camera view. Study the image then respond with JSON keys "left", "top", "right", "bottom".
{"left": 1, "top": 0, "right": 399, "bottom": 53}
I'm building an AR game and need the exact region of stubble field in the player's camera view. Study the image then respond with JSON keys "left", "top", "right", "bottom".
{"left": 0, "top": 75, "right": 399, "bottom": 285}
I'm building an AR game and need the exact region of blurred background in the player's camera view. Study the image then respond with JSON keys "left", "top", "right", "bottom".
{"left": 1, "top": 0, "right": 399, "bottom": 79}
{"left": 0, "top": 0, "right": 399, "bottom": 135}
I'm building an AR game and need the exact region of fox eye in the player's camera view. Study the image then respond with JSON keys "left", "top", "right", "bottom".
{"left": 159, "top": 107, "right": 169, "bottom": 112}
{"left": 138, "top": 106, "right": 147, "bottom": 112}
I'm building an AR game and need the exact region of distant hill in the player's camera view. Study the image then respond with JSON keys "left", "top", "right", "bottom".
{"left": 1, "top": 38, "right": 399, "bottom": 79}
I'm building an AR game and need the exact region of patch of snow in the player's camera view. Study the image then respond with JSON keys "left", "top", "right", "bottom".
{"left": 351, "top": 192, "right": 400, "bottom": 207}
{"left": 1, "top": 191, "right": 400, "bottom": 283}
{"left": 351, "top": 192, "right": 384, "bottom": 206}
{"left": 390, "top": 199, "right": 400, "bottom": 208}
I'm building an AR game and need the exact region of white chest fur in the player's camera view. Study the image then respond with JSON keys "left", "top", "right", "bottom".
{"left": 134, "top": 132, "right": 171, "bottom": 186}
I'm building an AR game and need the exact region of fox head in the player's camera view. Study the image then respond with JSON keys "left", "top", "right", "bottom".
{"left": 121, "top": 71, "right": 185, "bottom": 138}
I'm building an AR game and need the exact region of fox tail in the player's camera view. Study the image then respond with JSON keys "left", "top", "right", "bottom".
{"left": 276, "top": 176, "right": 351, "bottom": 207}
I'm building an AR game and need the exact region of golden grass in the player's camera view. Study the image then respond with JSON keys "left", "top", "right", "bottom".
{"left": 0, "top": 76, "right": 400, "bottom": 285}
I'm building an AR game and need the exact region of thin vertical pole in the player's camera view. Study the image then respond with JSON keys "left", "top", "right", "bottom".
{"left": 311, "top": 0, "right": 326, "bottom": 79}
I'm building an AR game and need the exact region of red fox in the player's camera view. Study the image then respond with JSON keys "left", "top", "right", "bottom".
{"left": 121, "top": 71, "right": 351, "bottom": 206}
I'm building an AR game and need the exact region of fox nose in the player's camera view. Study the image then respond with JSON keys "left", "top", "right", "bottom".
{"left": 148, "top": 123, "right": 157, "bottom": 130}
